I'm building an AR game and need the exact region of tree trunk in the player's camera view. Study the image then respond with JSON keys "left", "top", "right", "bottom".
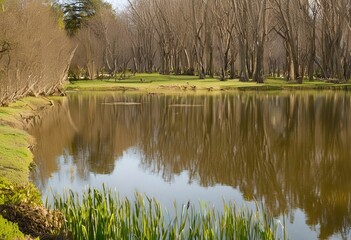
{"left": 239, "top": 39, "right": 249, "bottom": 82}
{"left": 230, "top": 47, "right": 236, "bottom": 79}
{"left": 254, "top": 43, "right": 264, "bottom": 83}
{"left": 208, "top": 46, "right": 214, "bottom": 78}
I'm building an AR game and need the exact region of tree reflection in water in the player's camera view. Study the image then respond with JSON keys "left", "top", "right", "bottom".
{"left": 30, "top": 92, "right": 351, "bottom": 239}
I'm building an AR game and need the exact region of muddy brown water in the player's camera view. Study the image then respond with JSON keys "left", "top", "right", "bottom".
{"left": 30, "top": 91, "right": 351, "bottom": 239}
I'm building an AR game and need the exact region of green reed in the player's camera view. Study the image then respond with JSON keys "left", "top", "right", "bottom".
{"left": 51, "top": 186, "right": 286, "bottom": 240}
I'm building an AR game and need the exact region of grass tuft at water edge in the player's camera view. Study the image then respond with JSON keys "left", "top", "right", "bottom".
{"left": 51, "top": 186, "right": 286, "bottom": 240}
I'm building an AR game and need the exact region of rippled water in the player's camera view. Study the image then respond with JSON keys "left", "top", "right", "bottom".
{"left": 30, "top": 91, "right": 351, "bottom": 239}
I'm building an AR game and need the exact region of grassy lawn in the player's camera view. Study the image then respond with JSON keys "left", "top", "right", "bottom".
{"left": 65, "top": 73, "right": 351, "bottom": 92}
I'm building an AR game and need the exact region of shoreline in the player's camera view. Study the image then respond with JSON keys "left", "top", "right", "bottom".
{"left": 0, "top": 97, "right": 56, "bottom": 185}
{"left": 0, "top": 97, "right": 60, "bottom": 239}
{"left": 65, "top": 74, "right": 351, "bottom": 92}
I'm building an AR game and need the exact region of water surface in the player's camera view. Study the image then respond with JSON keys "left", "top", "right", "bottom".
{"left": 30, "top": 91, "right": 351, "bottom": 239}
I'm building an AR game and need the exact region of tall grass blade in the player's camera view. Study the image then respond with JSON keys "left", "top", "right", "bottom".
{"left": 51, "top": 187, "right": 286, "bottom": 240}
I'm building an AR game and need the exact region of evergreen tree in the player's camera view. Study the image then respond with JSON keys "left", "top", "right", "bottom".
{"left": 62, "top": 0, "right": 97, "bottom": 36}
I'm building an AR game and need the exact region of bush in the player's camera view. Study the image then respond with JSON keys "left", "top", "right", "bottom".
{"left": 0, "top": 177, "right": 42, "bottom": 206}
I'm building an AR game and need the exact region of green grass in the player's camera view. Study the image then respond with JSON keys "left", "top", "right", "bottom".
{"left": 66, "top": 73, "right": 256, "bottom": 92}
{"left": 0, "top": 215, "right": 25, "bottom": 240}
{"left": 52, "top": 187, "right": 285, "bottom": 240}
{"left": 0, "top": 177, "right": 42, "bottom": 206}
{"left": 0, "top": 98, "right": 39, "bottom": 184}
{"left": 0, "top": 97, "right": 54, "bottom": 239}
{"left": 0, "top": 97, "right": 54, "bottom": 184}
{"left": 65, "top": 73, "right": 351, "bottom": 92}
{"left": 0, "top": 126, "right": 33, "bottom": 184}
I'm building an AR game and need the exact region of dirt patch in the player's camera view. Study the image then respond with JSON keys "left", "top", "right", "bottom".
{"left": 0, "top": 204, "right": 66, "bottom": 240}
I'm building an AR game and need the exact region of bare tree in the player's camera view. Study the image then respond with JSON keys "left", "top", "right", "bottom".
{"left": 299, "top": 0, "right": 318, "bottom": 81}
{"left": 231, "top": 0, "right": 251, "bottom": 81}
{"left": 0, "top": 0, "right": 74, "bottom": 105}
{"left": 128, "top": 0, "right": 156, "bottom": 73}
{"left": 188, "top": 0, "right": 210, "bottom": 79}
{"left": 271, "top": 0, "right": 302, "bottom": 82}
{"left": 318, "top": 0, "right": 351, "bottom": 81}
{"left": 212, "top": 0, "right": 236, "bottom": 80}
{"left": 252, "top": 0, "right": 268, "bottom": 83}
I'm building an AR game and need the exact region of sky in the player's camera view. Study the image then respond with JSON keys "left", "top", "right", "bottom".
{"left": 105, "top": 0, "right": 129, "bottom": 11}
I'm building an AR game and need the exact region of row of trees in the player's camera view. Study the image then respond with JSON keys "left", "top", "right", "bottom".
{"left": 1, "top": 0, "right": 351, "bottom": 105}
{"left": 70, "top": 0, "right": 351, "bottom": 83}
{"left": 69, "top": 1, "right": 131, "bottom": 80}
{"left": 125, "top": 0, "right": 351, "bottom": 82}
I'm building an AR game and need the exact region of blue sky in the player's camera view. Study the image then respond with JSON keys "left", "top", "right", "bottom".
{"left": 59, "top": 0, "right": 129, "bottom": 10}
{"left": 105, "top": 0, "right": 129, "bottom": 10}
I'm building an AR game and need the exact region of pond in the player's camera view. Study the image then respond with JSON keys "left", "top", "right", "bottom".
{"left": 30, "top": 91, "right": 351, "bottom": 240}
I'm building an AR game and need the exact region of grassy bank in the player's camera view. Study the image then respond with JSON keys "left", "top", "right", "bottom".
{"left": 53, "top": 187, "right": 285, "bottom": 240}
{"left": 0, "top": 97, "right": 54, "bottom": 184}
{"left": 0, "top": 97, "right": 56, "bottom": 239}
{"left": 65, "top": 73, "right": 351, "bottom": 92}
{"left": 0, "top": 177, "right": 43, "bottom": 239}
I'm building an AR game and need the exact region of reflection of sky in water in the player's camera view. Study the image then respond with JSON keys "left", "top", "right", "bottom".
{"left": 40, "top": 147, "right": 322, "bottom": 240}
{"left": 42, "top": 147, "right": 249, "bottom": 209}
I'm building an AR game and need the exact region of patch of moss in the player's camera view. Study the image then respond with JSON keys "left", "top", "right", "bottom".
{"left": 0, "top": 107, "right": 22, "bottom": 127}
{"left": 0, "top": 215, "right": 25, "bottom": 240}
{"left": 0, "top": 126, "right": 33, "bottom": 184}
